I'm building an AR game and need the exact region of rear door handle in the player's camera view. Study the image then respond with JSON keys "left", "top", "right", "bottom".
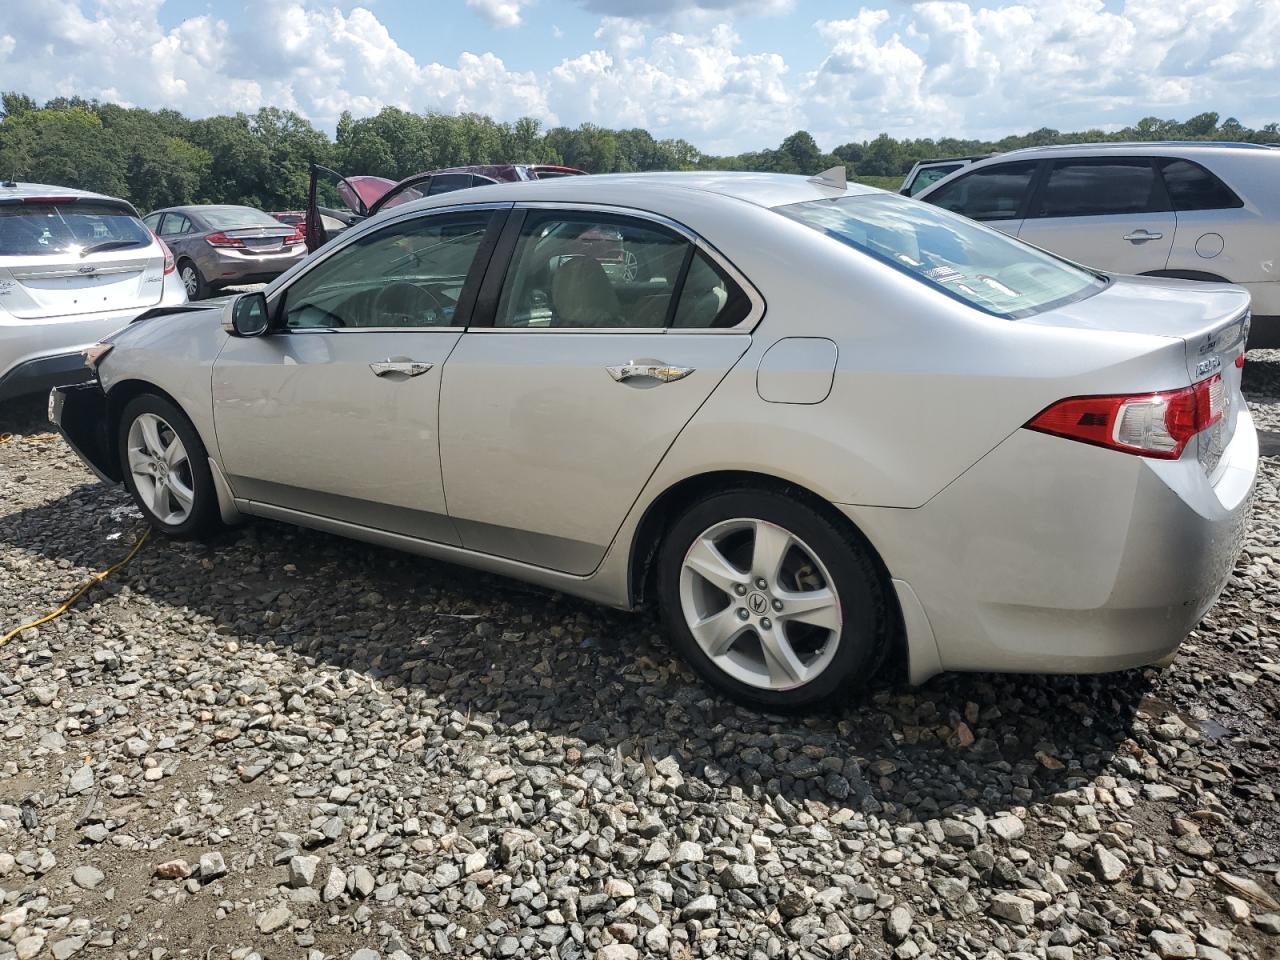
{"left": 370, "top": 359, "right": 434, "bottom": 378}
{"left": 606, "top": 360, "right": 695, "bottom": 383}
{"left": 1123, "top": 230, "right": 1163, "bottom": 242}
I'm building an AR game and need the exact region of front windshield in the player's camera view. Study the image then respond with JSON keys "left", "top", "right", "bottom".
{"left": 778, "top": 194, "right": 1103, "bottom": 319}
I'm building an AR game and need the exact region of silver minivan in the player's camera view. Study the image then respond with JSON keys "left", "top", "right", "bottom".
{"left": 915, "top": 142, "right": 1280, "bottom": 346}
{"left": 0, "top": 182, "right": 187, "bottom": 401}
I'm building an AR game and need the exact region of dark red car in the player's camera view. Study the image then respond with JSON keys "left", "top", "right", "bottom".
{"left": 306, "top": 163, "right": 586, "bottom": 252}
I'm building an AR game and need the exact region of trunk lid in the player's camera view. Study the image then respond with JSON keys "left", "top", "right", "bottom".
{"left": 0, "top": 245, "right": 166, "bottom": 319}
{"left": 0, "top": 197, "right": 165, "bottom": 319}
{"left": 1025, "top": 274, "right": 1251, "bottom": 476}
{"left": 222, "top": 226, "right": 295, "bottom": 254}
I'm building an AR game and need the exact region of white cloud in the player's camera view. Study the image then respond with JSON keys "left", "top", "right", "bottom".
{"left": 0, "top": 0, "right": 1274, "bottom": 153}
{"left": 466, "top": 0, "right": 530, "bottom": 29}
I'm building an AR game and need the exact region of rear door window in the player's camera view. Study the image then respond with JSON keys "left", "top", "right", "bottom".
{"left": 494, "top": 213, "right": 692, "bottom": 329}
{"left": 1033, "top": 158, "right": 1168, "bottom": 218}
{"left": 158, "top": 214, "right": 191, "bottom": 236}
{"left": 1156, "top": 158, "right": 1244, "bottom": 211}
{"left": 924, "top": 161, "right": 1038, "bottom": 221}
{"left": 0, "top": 200, "right": 152, "bottom": 257}
{"left": 671, "top": 251, "right": 752, "bottom": 328}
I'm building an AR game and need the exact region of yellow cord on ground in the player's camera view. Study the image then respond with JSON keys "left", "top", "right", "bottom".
{"left": 0, "top": 433, "right": 58, "bottom": 445}
{"left": 0, "top": 529, "right": 151, "bottom": 648}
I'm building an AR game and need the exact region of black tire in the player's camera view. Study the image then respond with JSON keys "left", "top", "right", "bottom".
{"left": 117, "top": 393, "right": 220, "bottom": 540}
{"left": 656, "top": 488, "right": 888, "bottom": 710}
{"left": 178, "top": 259, "right": 207, "bottom": 300}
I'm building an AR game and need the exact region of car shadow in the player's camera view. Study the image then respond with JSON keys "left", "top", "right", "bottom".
{"left": 1, "top": 467, "right": 1162, "bottom": 826}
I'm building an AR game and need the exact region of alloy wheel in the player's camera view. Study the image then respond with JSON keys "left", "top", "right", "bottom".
{"left": 620, "top": 249, "right": 639, "bottom": 282}
{"left": 181, "top": 265, "right": 199, "bottom": 298}
{"left": 127, "top": 413, "right": 196, "bottom": 525}
{"left": 678, "top": 517, "right": 843, "bottom": 691}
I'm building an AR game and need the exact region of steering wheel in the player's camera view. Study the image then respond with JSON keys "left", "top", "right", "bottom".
{"left": 373, "top": 282, "right": 445, "bottom": 327}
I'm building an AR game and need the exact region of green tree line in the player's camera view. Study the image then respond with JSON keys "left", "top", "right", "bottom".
{"left": 1, "top": 91, "right": 1275, "bottom": 213}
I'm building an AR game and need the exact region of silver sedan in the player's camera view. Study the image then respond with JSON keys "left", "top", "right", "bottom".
{"left": 52, "top": 171, "right": 1257, "bottom": 710}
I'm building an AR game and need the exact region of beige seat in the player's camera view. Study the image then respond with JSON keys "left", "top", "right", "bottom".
{"left": 550, "top": 256, "right": 622, "bottom": 327}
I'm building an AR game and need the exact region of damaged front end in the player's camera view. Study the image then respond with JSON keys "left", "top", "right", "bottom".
{"left": 48, "top": 380, "right": 119, "bottom": 484}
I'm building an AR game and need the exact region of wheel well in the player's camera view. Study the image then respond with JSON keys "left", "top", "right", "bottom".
{"left": 1140, "top": 268, "right": 1231, "bottom": 283}
{"left": 105, "top": 380, "right": 197, "bottom": 464}
{"left": 627, "top": 470, "right": 905, "bottom": 662}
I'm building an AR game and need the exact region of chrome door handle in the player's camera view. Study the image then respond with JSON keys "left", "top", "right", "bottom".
{"left": 606, "top": 361, "right": 695, "bottom": 383}
{"left": 370, "top": 359, "right": 434, "bottom": 378}
{"left": 1123, "top": 230, "right": 1163, "bottom": 242}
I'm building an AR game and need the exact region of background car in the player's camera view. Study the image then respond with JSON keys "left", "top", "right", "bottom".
{"left": 914, "top": 141, "right": 1280, "bottom": 345}
{"left": 305, "top": 163, "right": 586, "bottom": 251}
{"left": 142, "top": 205, "right": 306, "bottom": 299}
{"left": 898, "top": 155, "right": 991, "bottom": 196}
{"left": 53, "top": 172, "right": 1254, "bottom": 711}
{"left": 0, "top": 181, "right": 185, "bottom": 402}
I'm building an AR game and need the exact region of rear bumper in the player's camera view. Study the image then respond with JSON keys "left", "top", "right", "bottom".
{"left": 845, "top": 406, "right": 1256, "bottom": 682}
{"left": 48, "top": 381, "right": 119, "bottom": 483}
{"left": 203, "top": 247, "right": 306, "bottom": 287}
{"left": 0, "top": 351, "right": 91, "bottom": 402}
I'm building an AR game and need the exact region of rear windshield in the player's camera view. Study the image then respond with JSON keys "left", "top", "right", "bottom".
{"left": 778, "top": 194, "right": 1104, "bottom": 319}
{"left": 199, "top": 207, "right": 286, "bottom": 230}
{"left": 0, "top": 201, "right": 151, "bottom": 258}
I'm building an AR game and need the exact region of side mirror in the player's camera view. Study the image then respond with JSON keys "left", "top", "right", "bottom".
{"left": 224, "top": 292, "right": 270, "bottom": 337}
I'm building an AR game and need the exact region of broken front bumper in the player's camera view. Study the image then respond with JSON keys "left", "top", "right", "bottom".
{"left": 48, "top": 382, "right": 120, "bottom": 484}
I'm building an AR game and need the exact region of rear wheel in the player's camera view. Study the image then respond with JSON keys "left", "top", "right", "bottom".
{"left": 178, "top": 260, "right": 206, "bottom": 300}
{"left": 118, "top": 394, "right": 219, "bottom": 539}
{"left": 657, "top": 489, "right": 888, "bottom": 710}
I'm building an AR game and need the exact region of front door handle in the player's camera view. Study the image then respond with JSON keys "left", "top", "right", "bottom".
{"left": 1123, "top": 230, "right": 1164, "bottom": 243}
{"left": 606, "top": 360, "right": 695, "bottom": 383}
{"left": 370, "top": 359, "right": 434, "bottom": 378}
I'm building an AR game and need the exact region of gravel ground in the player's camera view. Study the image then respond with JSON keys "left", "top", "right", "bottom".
{"left": 1, "top": 355, "right": 1279, "bottom": 960}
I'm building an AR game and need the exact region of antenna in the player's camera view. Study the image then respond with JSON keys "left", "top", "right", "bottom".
{"left": 808, "top": 165, "right": 847, "bottom": 190}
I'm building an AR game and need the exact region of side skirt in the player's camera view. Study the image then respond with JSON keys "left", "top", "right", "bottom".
{"left": 236, "top": 499, "right": 633, "bottom": 611}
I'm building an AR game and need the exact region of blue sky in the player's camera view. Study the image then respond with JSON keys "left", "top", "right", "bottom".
{"left": 2, "top": 0, "right": 1276, "bottom": 154}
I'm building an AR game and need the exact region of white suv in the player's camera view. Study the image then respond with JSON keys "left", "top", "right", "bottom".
{"left": 915, "top": 142, "right": 1280, "bottom": 346}
{"left": 0, "top": 182, "right": 187, "bottom": 402}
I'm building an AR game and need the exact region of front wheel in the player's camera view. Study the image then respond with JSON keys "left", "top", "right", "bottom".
{"left": 118, "top": 394, "right": 220, "bottom": 539}
{"left": 657, "top": 489, "right": 889, "bottom": 710}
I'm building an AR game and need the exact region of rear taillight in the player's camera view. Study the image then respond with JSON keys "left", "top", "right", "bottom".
{"left": 206, "top": 231, "right": 244, "bottom": 248}
{"left": 154, "top": 235, "right": 176, "bottom": 275}
{"left": 284, "top": 226, "right": 305, "bottom": 245}
{"left": 1027, "top": 374, "right": 1224, "bottom": 460}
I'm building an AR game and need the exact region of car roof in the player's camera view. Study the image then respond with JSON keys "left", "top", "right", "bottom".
{"left": 152, "top": 204, "right": 263, "bottom": 215}
{"left": 396, "top": 170, "right": 883, "bottom": 217}
{"left": 1000, "top": 141, "right": 1275, "bottom": 158}
{"left": 0, "top": 181, "right": 131, "bottom": 204}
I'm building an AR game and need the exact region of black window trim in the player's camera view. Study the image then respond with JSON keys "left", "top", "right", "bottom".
{"left": 267, "top": 203, "right": 511, "bottom": 334}
{"left": 1025, "top": 155, "right": 1174, "bottom": 220}
{"left": 466, "top": 201, "right": 764, "bottom": 334}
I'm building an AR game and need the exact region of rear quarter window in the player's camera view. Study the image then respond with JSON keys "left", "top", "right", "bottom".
{"left": 1156, "top": 158, "right": 1244, "bottom": 211}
